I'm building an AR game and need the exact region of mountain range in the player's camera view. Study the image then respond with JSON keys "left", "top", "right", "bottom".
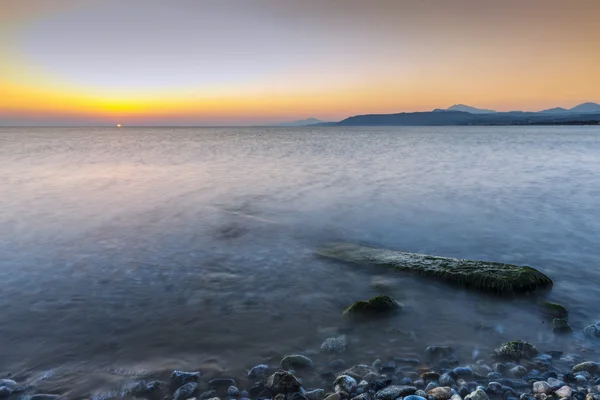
{"left": 309, "top": 102, "right": 600, "bottom": 126}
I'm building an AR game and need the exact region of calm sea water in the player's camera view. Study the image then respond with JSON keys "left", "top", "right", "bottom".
{"left": 1, "top": 126, "right": 600, "bottom": 397}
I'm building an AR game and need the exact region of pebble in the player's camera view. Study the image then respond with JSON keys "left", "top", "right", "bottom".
{"left": 248, "top": 364, "right": 270, "bottom": 379}
{"left": 427, "top": 387, "right": 452, "bottom": 400}
{"left": 547, "top": 378, "right": 565, "bottom": 390}
{"left": 454, "top": 368, "right": 473, "bottom": 379}
{"left": 450, "top": 395, "right": 462, "bottom": 400}
{"left": 583, "top": 323, "right": 600, "bottom": 339}
{"left": 555, "top": 386, "right": 572, "bottom": 398}
{"left": 374, "top": 385, "right": 417, "bottom": 400}
{"left": 509, "top": 366, "right": 528, "bottom": 378}
{"left": 266, "top": 371, "right": 302, "bottom": 395}
{"left": 173, "top": 382, "right": 198, "bottom": 400}
{"left": 488, "top": 382, "right": 503, "bottom": 395}
{"left": 440, "top": 373, "right": 457, "bottom": 386}
{"left": 465, "top": 389, "right": 490, "bottom": 400}
{"left": 415, "top": 390, "right": 427, "bottom": 397}
{"left": 227, "top": 386, "right": 240, "bottom": 397}
{"left": 321, "top": 336, "right": 347, "bottom": 354}
{"left": 533, "top": 382, "right": 553, "bottom": 395}
{"left": 425, "top": 382, "right": 440, "bottom": 392}
{"left": 334, "top": 375, "right": 357, "bottom": 394}
{"left": 171, "top": 371, "right": 201, "bottom": 389}
{"left": 281, "top": 355, "right": 314, "bottom": 369}
{"left": 305, "top": 390, "right": 325, "bottom": 400}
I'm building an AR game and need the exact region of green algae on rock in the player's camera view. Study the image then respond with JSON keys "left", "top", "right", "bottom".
{"left": 318, "top": 243, "right": 552, "bottom": 295}
{"left": 493, "top": 340, "right": 538, "bottom": 360}
{"left": 539, "top": 301, "right": 569, "bottom": 319}
{"left": 343, "top": 295, "right": 403, "bottom": 315}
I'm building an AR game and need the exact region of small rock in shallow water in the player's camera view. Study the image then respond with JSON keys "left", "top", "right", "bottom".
{"left": 173, "top": 383, "right": 198, "bottom": 400}
{"left": 266, "top": 371, "right": 302, "bottom": 395}
{"left": 573, "top": 362, "right": 600, "bottom": 374}
{"left": 305, "top": 389, "right": 325, "bottom": 400}
{"left": 547, "top": 378, "right": 564, "bottom": 390}
{"left": 487, "top": 382, "right": 503, "bottom": 395}
{"left": 450, "top": 395, "right": 462, "bottom": 400}
{"left": 334, "top": 375, "right": 357, "bottom": 394}
{"left": 439, "top": 373, "right": 456, "bottom": 386}
{"left": 374, "top": 385, "right": 417, "bottom": 400}
{"left": 454, "top": 368, "right": 473, "bottom": 379}
{"left": 321, "top": 336, "right": 347, "bottom": 354}
{"left": 425, "top": 346, "right": 454, "bottom": 359}
{"left": 427, "top": 387, "right": 452, "bottom": 400}
{"left": 425, "top": 382, "right": 440, "bottom": 392}
{"left": 555, "top": 386, "right": 572, "bottom": 398}
{"left": 248, "top": 365, "right": 270, "bottom": 379}
{"left": 227, "top": 386, "right": 240, "bottom": 397}
{"left": 465, "top": 389, "right": 489, "bottom": 400}
{"left": 533, "top": 382, "right": 552, "bottom": 395}
{"left": 509, "top": 366, "right": 528, "bottom": 378}
{"left": 553, "top": 318, "right": 573, "bottom": 334}
{"left": 494, "top": 341, "right": 538, "bottom": 360}
{"left": 281, "top": 355, "right": 313, "bottom": 369}
{"left": 171, "top": 371, "right": 201, "bottom": 389}
{"left": 415, "top": 390, "right": 427, "bottom": 398}
{"left": 584, "top": 323, "right": 600, "bottom": 339}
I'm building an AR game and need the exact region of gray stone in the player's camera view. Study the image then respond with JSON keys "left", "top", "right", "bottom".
{"left": 555, "top": 386, "right": 572, "bottom": 398}
{"left": 334, "top": 375, "right": 357, "bottom": 394}
{"left": 227, "top": 386, "right": 240, "bottom": 397}
{"left": 533, "top": 382, "right": 552, "bottom": 395}
{"left": 305, "top": 389, "right": 326, "bottom": 400}
{"left": 450, "top": 395, "right": 462, "bottom": 400}
{"left": 584, "top": 324, "right": 600, "bottom": 339}
{"left": 427, "top": 387, "right": 452, "bottom": 400}
{"left": 281, "top": 355, "right": 313, "bottom": 369}
{"left": 547, "top": 378, "right": 565, "bottom": 390}
{"left": 174, "top": 383, "right": 198, "bottom": 400}
{"left": 266, "top": 371, "right": 302, "bottom": 395}
{"left": 509, "top": 366, "right": 528, "bottom": 378}
{"left": 573, "top": 362, "right": 600, "bottom": 374}
{"left": 321, "top": 335, "right": 347, "bottom": 354}
{"left": 248, "top": 364, "right": 270, "bottom": 379}
{"left": 374, "top": 385, "right": 417, "bottom": 400}
{"left": 464, "top": 390, "right": 490, "bottom": 400}
{"left": 171, "top": 371, "right": 201, "bottom": 389}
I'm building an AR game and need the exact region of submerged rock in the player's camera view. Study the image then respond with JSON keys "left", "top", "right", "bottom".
{"left": 427, "top": 387, "right": 452, "bottom": 400}
{"left": 265, "top": 370, "right": 302, "bottom": 395}
{"left": 533, "top": 382, "right": 552, "bottom": 395}
{"left": 305, "top": 389, "right": 325, "bottom": 400}
{"left": 321, "top": 335, "right": 348, "bottom": 354}
{"left": 573, "top": 362, "right": 600, "bottom": 374}
{"left": 555, "top": 386, "right": 572, "bottom": 398}
{"left": 334, "top": 375, "right": 357, "bottom": 394}
{"left": 494, "top": 341, "right": 538, "bottom": 360}
{"left": 281, "top": 355, "right": 313, "bottom": 369}
{"left": 248, "top": 364, "right": 270, "bottom": 380}
{"left": 465, "top": 389, "right": 490, "bottom": 400}
{"left": 318, "top": 243, "right": 552, "bottom": 295}
{"left": 584, "top": 323, "right": 600, "bottom": 339}
{"left": 374, "top": 385, "right": 417, "bottom": 400}
{"left": 342, "top": 365, "right": 375, "bottom": 381}
{"left": 553, "top": 318, "right": 573, "bottom": 334}
{"left": 173, "top": 382, "right": 198, "bottom": 400}
{"left": 171, "top": 371, "right": 201, "bottom": 390}
{"left": 343, "top": 295, "right": 402, "bottom": 315}
{"left": 539, "top": 301, "right": 569, "bottom": 319}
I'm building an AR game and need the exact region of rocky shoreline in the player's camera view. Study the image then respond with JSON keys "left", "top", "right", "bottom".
{"left": 2, "top": 338, "right": 598, "bottom": 400}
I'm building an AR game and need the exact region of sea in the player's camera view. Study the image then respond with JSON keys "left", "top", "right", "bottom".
{"left": 1, "top": 126, "right": 600, "bottom": 397}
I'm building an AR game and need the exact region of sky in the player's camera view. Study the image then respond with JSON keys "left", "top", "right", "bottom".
{"left": 1, "top": 0, "right": 599, "bottom": 126}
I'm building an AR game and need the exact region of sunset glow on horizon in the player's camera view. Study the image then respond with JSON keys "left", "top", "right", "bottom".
{"left": 1, "top": 0, "right": 599, "bottom": 126}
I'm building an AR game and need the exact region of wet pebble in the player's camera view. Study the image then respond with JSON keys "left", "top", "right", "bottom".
{"left": 321, "top": 336, "right": 347, "bottom": 354}
{"left": 248, "top": 365, "right": 270, "bottom": 379}
{"left": 173, "top": 383, "right": 198, "bottom": 400}
{"left": 464, "top": 389, "right": 489, "bottom": 400}
{"left": 509, "top": 366, "right": 528, "bottom": 378}
{"left": 374, "top": 385, "right": 417, "bottom": 400}
{"left": 334, "top": 375, "right": 357, "bottom": 394}
{"left": 305, "top": 389, "right": 325, "bottom": 400}
{"left": 454, "top": 368, "right": 473, "bottom": 379}
{"left": 227, "top": 385, "right": 240, "bottom": 397}
{"left": 547, "top": 378, "right": 564, "bottom": 390}
{"left": 533, "top": 382, "right": 553, "bottom": 395}
{"left": 281, "top": 355, "right": 314, "bottom": 369}
{"left": 171, "top": 371, "right": 201, "bottom": 390}
{"left": 555, "top": 386, "right": 572, "bottom": 398}
{"left": 427, "top": 386, "right": 452, "bottom": 400}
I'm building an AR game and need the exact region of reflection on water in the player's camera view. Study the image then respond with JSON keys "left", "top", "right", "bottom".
{"left": 1, "top": 126, "right": 600, "bottom": 396}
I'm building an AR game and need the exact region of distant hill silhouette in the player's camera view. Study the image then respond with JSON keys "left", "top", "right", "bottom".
{"left": 441, "top": 104, "right": 497, "bottom": 114}
{"left": 539, "top": 107, "right": 569, "bottom": 113}
{"left": 278, "top": 117, "right": 324, "bottom": 126}
{"left": 320, "top": 102, "right": 600, "bottom": 126}
{"left": 569, "top": 102, "right": 600, "bottom": 113}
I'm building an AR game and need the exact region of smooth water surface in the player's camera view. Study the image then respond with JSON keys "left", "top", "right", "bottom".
{"left": 1, "top": 126, "right": 600, "bottom": 396}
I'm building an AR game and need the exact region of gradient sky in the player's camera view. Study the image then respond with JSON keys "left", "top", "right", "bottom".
{"left": 1, "top": 0, "right": 599, "bottom": 126}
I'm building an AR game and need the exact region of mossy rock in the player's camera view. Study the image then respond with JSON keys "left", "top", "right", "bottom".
{"left": 539, "top": 301, "right": 568, "bottom": 319}
{"left": 493, "top": 340, "right": 538, "bottom": 360}
{"left": 344, "top": 295, "right": 402, "bottom": 315}
{"left": 572, "top": 362, "right": 600, "bottom": 374}
{"left": 318, "top": 243, "right": 552, "bottom": 295}
{"left": 552, "top": 318, "right": 573, "bottom": 335}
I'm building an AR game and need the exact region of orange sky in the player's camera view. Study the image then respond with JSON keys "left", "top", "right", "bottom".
{"left": 1, "top": 0, "right": 599, "bottom": 125}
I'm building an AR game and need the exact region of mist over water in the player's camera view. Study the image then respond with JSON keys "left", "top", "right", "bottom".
{"left": 1, "top": 126, "right": 600, "bottom": 396}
